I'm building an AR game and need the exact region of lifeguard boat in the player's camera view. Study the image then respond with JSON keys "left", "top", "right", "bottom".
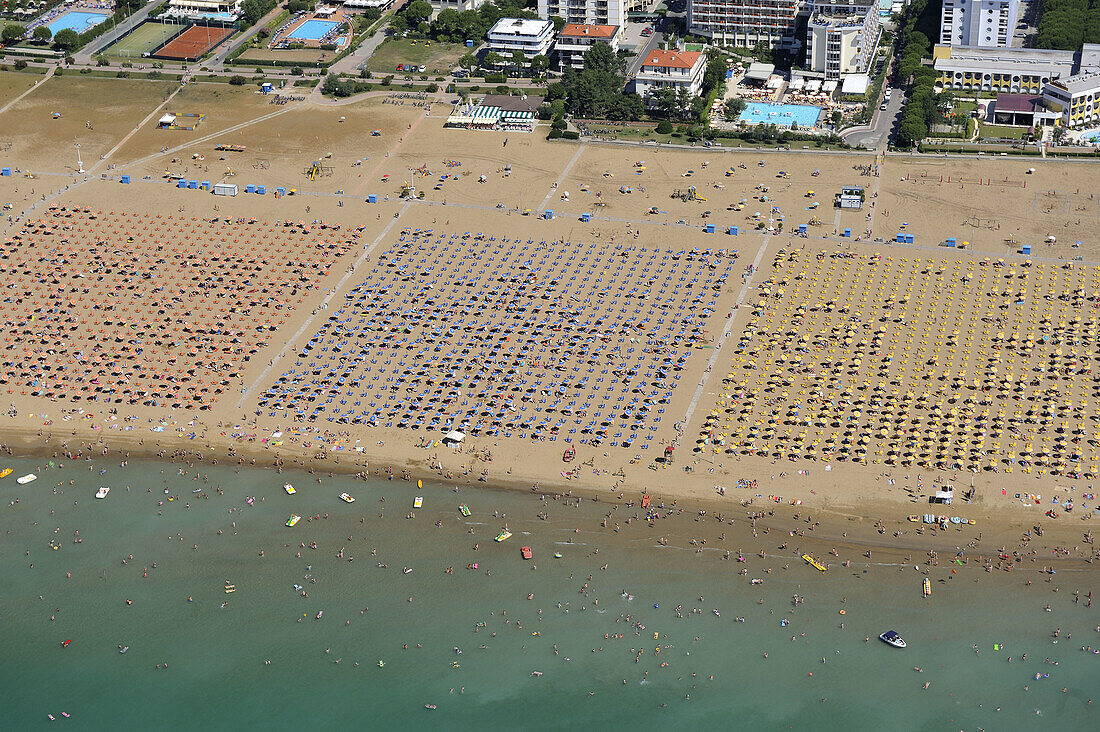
{"left": 563, "top": 447, "right": 575, "bottom": 463}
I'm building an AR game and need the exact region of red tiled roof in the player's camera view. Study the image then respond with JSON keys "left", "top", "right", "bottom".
{"left": 643, "top": 49, "right": 701, "bottom": 69}
{"left": 560, "top": 24, "right": 619, "bottom": 38}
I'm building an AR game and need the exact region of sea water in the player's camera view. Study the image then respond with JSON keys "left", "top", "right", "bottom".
{"left": 1, "top": 458, "right": 1097, "bottom": 729}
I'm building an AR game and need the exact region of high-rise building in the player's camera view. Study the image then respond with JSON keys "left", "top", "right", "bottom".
{"left": 939, "top": 0, "right": 1020, "bottom": 48}
{"left": 805, "top": 6, "right": 880, "bottom": 79}
{"left": 538, "top": 0, "right": 636, "bottom": 27}
{"left": 686, "top": 0, "right": 802, "bottom": 49}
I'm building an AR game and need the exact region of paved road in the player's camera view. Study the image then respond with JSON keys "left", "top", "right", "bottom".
{"left": 76, "top": 0, "right": 162, "bottom": 63}
{"left": 844, "top": 90, "right": 904, "bottom": 150}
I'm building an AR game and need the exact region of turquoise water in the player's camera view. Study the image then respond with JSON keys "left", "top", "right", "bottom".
{"left": 1, "top": 458, "right": 1098, "bottom": 729}
{"left": 44, "top": 10, "right": 109, "bottom": 35}
{"left": 740, "top": 103, "right": 822, "bottom": 129}
{"left": 288, "top": 19, "right": 339, "bottom": 41}
{"left": 1081, "top": 129, "right": 1100, "bottom": 144}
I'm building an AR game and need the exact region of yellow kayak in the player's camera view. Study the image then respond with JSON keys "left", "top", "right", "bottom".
{"left": 802, "top": 554, "right": 828, "bottom": 572}
{"left": 923, "top": 578, "right": 932, "bottom": 597}
{"left": 0, "top": 468, "right": 12, "bottom": 478}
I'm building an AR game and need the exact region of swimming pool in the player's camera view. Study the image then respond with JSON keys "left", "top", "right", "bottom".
{"left": 45, "top": 9, "right": 110, "bottom": 35}
{"left": 288, "top": 19, "right": 339, "bottom": 41}
{"left": 739, "top": 102, "right": 822, "bottom": 128}
{"left": 1080, "top": 129, "right": 1100, "bottom": 144}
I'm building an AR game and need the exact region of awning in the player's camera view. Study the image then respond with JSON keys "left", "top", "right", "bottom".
{"left": 744, "top": 62, "right": 775, "bottom": 82}
{"left": 841, "top": 74, "right": 870, "bottom": 95}
{"left": 444, "top": 430, "right": 465, "bottom": 443}
{"left": 158, "top": 114, "right": 177, "bottom": 125}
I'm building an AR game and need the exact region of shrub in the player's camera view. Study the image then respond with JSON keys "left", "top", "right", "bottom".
{"left": 426, "top": 82, "right": 438, "bottom": 92}
{"left": 229, "top": 75, "right": 247, "bottom": 85}
{"left": 655, "top": 120, "right": 673, "bottom": 134}
{"left": 290, "top": 66, "right": 304, "bottom": 76}
{"left": 116, "top": 70, "right": 130, "bottom": 78}
{"left": 547, "top": 128, "right": 563, "bottom": 139}
{"left": 14, "top": 59, "right": 28, "bottom": 70}
{"left": 561, "top": 130, "right": 579, "bottom": 140}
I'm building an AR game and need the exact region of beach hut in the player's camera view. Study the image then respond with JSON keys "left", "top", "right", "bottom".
{"left": 728, "top": 226, "right": 738, "bottom": 235}
{"left": 120, "top": 174, "right": 131, "bottom": 184}
{"left": 213, "top": 183, "right": 238, "bottom": 196}
{"left": 367, "top": 194, "right": 377, "bottom": 203}
{"left": 1, "top": 167, "right": 10, "bottom": 176}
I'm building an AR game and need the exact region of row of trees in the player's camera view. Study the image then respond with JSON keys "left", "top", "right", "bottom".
{"left": 240, "top": 0, "right": 278, "bottom": 28}
{"left": 1, "top": 22, "right": 80, "bottom": 51}
{"left": 1036, "top": 0, "right": 1100, "bottom": 50}
{"left": 894, "top": 0, "right": 950, "bottom": 147}
{"left": 544, "top": 43, "right": 644, "bottom": 120}
{"left": 391, "top": 0, "right": 540, "bottom": 42}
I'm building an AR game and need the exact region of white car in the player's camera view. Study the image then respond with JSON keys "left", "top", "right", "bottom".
{"left": 418, "top": 65, "right": 427, "bottom": 73}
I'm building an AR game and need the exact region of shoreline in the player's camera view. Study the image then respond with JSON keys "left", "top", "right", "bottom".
{"left": 6, "top": 423, "right": 1098, "bottom": 570}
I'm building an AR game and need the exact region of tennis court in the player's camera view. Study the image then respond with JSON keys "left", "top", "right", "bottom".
{"left": 153, "top": 25, "right": 234, "bottom": 61}
{"left": 107, "top": 21, "right": 182, "bottom": 58}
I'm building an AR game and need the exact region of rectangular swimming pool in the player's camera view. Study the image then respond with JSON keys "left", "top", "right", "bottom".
{"left": 288, "top": 19, "right": 339, "bottom": 41}
{"left": 45, "top": 10, "right": 110, "bottom": 35}
{"left": 739, "top": 102, "right": 822, "bottom": 128}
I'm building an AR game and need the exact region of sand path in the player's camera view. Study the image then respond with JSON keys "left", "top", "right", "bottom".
{"left": 87, "top": 83, "right": 186, "bottom": 175}
{"left": 234, "top": 198, "right": 415, "bottom": 409}
{"left": 0, "top": 67, "right": 54, "bottom": 117}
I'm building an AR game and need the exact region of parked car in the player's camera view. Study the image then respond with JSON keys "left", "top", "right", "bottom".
{"left": 418, "top": 65, "right": 427, "bottom": 73}
{"left": 880, "top": 103, "right": 888, "bottom": 110}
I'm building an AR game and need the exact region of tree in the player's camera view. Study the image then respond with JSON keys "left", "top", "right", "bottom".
{"left": 529, "top": 54, "right": 549, "bottom": 77}
{"left": 483, "top": 51, "right": 504, "bottom": 69}
{"left": 510, "top": 49, "right": 526, "bottom": 70}
{"left": 228, "top": 75, "right": 247, "bottom": 86}
{"left": 458, "top": 52, "right": 478, "bottom": 71}
{"left": 1, "top": 23, "right": 26, "bottom": 44}
{"left": 656, "top": 120, "right": 673, "bottom": 134}
{"left": 676, "top": 87, "right": 693, "bottom": 120}
{"left": 403, "top": 0, "right": 433, "bottom": 28}
{"left": 724, "top": 97, "right": 746, "bottom": 118}
{"left": 50, "top": 27, "right": 79, "bottom": 52}
{"left": 32, "top": 26, "right": 51, "bottom": 43}
{"left": 653, "top": 85, "right": 679, "bottom": 118}
{"left": 583, "top": 42, "right": 619, "bottom": 75}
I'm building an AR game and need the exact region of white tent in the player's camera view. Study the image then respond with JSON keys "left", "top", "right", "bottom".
{"left": 787, "top": 75, "right": 805, "bottom": 91}
{"left": 443, "top": 430, "right": 466, "bottom": 445}
{"left": 841, "top": 74, "right": 870, "bottom": 95}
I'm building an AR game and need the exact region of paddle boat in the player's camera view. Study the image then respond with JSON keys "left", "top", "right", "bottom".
{"left": 60, "top": 639, "right": 72, "bottom": 648}
{"left": 801, "top": 554, "right": 828, "bottom": 572}
{"left": 553, "top": 552, "right": 563, "bottom": 559}
{"left": 340, "top": 492, "right": 355, "bottom": 503}
{"left": 907, "top": 515, "right": 920, "bottom": 522}
{"left": 286, "top": 514, "right": 301, "bottom": 527}
{"left": 17, "top": 473, "right": 37, "bottom": 484}
{"left": 459, "top": 504, "right": 471, "bottom": 517}
{"left": 95, "top": 486, "right": 110, "bottom": 499}
{"left": 563, "top": 447, "right": 575, "bottom": 462}
{"left": 413, "top": 496, "right": 423, "bottom": 508}
{"left": 494, "top": 529, "right": 512, "bottom": 542}
{"left": 879, "top": 630, "right": 907, "bottom": 648}
{"left": 0, "top": 468, "right": 12, "bottom": 478}
{"left": 923, "top": 578, "right": 932, "bottom": 597}
{"left": 284, "top": 483, "right": 296, "bottom": 495}
{"left": 521, "top": 546, "right": 532, "bottom": 560}
{"left": 225, "top": 584, "right": 236, "bottom": 594}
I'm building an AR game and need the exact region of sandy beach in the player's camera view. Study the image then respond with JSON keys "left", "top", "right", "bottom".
{"left": 1, "top": 71, "right": 1100, "bottom": 551}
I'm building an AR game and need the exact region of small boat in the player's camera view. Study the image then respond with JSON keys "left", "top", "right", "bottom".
{"left": 879, "top": 630, "right": 907, "bottom": 648}
{"left": 316, "top": 611, "right": 323, "bottom": 620}
{"left": 801, "top": 554, "right": 828, "bottom": 572}
{"left": 459, "top": 504, "right": 471, "bottom": 517}
{"left": 283, "top": 483, "right": 296, "bottom": 495}
{"left": 96, "top": 486, "right": 110, "bottom": 499}
{"left": 61, "top": 639, "right": 72, "bottom": 648}
{"left": 923, "top": 578, "right": 931, "bottom": 597}
{"left": 521, "top": 546, "right": 532, "bottom": 560}
{"left": 417, "top": 479, "right": 423, "bottom": 489}
{"left": 907, "top": 515, "right": 919, "bottom": 522}
{"left": 225, "top": 584, "right": 236, "bottom": 594}
{"left": 424, "top": 704, "right": 437, "bottom": 710}
{"left": 119, "top": 646, "right": 129, "bottom": 654}
{"left": 286, "top": 514, "right": 301, "bottom": 527}
{"left": 340, "top": 492, "right": 355, "bottom": 503}
{"left": 0, "top": 468, "right": 12, "bottom": 478}
{"left": 563, "top": 447, "right": 575, "bottom": 462}
{"left": 413, "top": 496, "right": 423, "bottom": 508}
{"left": 495, "top": 530, "right": 512, "bottom": 542}
{"left": 553, "top": 552, "right": 563, "bottom": 559}
{"left": 17, "top": 473, "right": 37, "bottom": 484}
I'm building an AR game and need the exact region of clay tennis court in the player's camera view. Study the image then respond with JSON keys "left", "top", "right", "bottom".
{"left": 153, "top": 25, "right": 234, "bottom": 61}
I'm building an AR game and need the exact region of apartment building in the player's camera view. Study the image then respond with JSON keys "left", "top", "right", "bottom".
{"left": 939, "top": 0, "right": 1020, "bottom": 48}
{"left": 632, "top": 49, "right": 707, "bottom": 106}
{"left": 427, "top": 0, "right": 490, "bottom": 13}
{"left": 538, "top": 0, "right": 635, "bottom": 27}
{"left": 1043, "top": 72, "right": 1100, "bottom": 128}
{"left": 804, "top": 6, "right": 879, "bottom": 79}
{"left": 555, "top": 23, "right": 623, "bottom": 69}
{"left": 687, "top": 0, "right": 801, "bottom": 49}
{"left": 486, "top": 18, "right": 556, "bottom": 59}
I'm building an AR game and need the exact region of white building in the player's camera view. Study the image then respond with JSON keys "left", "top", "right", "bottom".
{"left": 486, "top": 17, "right": 556, "bottom": 59}
{"left": 166, "top": 0, "right": 242, "bottom": 16}
{"left": 632, "top": 49, "right": 707, "bottom": 106}
{"left": 687, "top": 0, "right": 801, "bottom": 49}
{"left": 804, "top": 6, "right": 879, "bottom": 79}
{"left": 555, "top": 23, "right": 623, "bottom": 69}
{"left": 932, "top": 43, "right": 1094, "bottom": 93}
{"left": 342, "top": 0, "right": 394, "bottom": 9}
{"left": 428, "top": 0, "right": 490, "bottom": 12}
{"left": 1043, "top": 72, "right": 1100, "bottom": 128}
{"left": 939, "top": 0, "right": 1020, "bottom": 48}
{"left": 538, "top": 0, "right": 631, "bottom": 27}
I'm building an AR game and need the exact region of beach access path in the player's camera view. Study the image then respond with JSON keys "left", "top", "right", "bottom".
{"left": 0, "top": 66, "right": 54, "bottom": 117}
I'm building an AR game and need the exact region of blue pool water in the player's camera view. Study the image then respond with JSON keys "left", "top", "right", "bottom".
{"left": 288, "top": 19, "right": 339, "bottom": 41}
{"left": 1081, "top": 129, "right": 1100, "bottom": 144}
{"left": 45, "top": 9, "right": 109, "bottom": 35}
{"left": 739, "top": 102, "right": 822, "bottom": 128}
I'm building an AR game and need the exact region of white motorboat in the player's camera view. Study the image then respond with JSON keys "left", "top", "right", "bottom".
{"left": 96, "top": 486, "right": 110, "bottom": 499}
{"left": 17, "top": 473, "right": 36, "bottom": 484}
{"left": 879, "top": 630, "right": 907, "bottom": 648}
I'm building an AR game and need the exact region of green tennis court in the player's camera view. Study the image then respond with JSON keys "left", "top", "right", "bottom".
{"left": 107, "top": 21, "right": 182, "bottom": 58}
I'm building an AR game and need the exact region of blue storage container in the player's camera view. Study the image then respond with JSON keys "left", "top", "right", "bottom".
{"left": 120, "top": 174, "right": 130, "bottom": 184}
{"left": 177, "top": 179, "right": 187, "bottom": 188}
{"left": 245, "top": 184, "right": 256, "bottom": 194}
{"left": 367, "top": 194, "right": 377, "bottom": 203}
{"left": 257, "top": 185, "right": 266, "bottom": 195}
{"left": 728, "top": 226, "right": 738, "bottom": 235}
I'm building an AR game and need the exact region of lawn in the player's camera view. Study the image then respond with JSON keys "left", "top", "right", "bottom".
{"left": 235, "top": 47, "right": 328, "bottom": 64}
{"left": 978, "top": 123, "right": 1026, "bottom": 139}
{"left": 365, "top": 39, "right": 469, "bottom": 75}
